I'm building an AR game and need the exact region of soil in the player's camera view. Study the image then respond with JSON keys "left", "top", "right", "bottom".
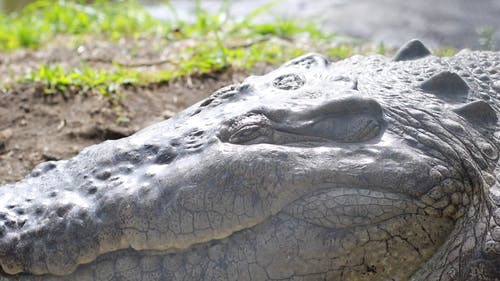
{"left": 0, "top": 37, "right": 272, "bottom": 184}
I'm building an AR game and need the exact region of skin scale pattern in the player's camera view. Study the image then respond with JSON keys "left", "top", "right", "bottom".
{"left": 0, "top": 39, "right": 499, "bottom": 281}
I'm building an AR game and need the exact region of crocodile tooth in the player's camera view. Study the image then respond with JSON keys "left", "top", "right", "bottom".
{"left": 393, "top": 39, "right": 432, "bottom": 61}
{"left": 453, "top": 100, "right": 498, "bottom": 125}
{"left": 419, "top": 71, "right": 470, "bottom": 98}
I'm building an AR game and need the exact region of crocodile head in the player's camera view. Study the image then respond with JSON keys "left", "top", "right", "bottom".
{"left": 0, "top": 40, "right": 499, "bottom": 281}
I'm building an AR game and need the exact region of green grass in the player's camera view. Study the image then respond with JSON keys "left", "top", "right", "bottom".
{"left": 2, "top": 0, "right": 462, "bottom": 99}
{"left": 478, "top": 27, "right": 496, "bottom": 51}
{"left": 3, "top": 0, "right": 393, "bottom": 99}
{"left": 326, "top": 44, "right": 355, "bottom": 60}
{"left": 434, "top": 47, "right": 456, "bottom": 57}
{"left": 23, "top": 64, "right": 141, "bottom": 96}
{"left": 21, "top": 41, "right": 306, "bottom": 95}
{"left": 10, "top": 0, "right": 339, "bottom": 96}
{"left": 0, "top": 0, "right": 330, "bottom": 51}
{"left": 0, "top": 0, "right": 168, "bottom": 50}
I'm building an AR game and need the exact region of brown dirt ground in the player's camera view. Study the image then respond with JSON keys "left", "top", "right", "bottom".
{"left": 0, "top": 38, "right": 273, "bottom": 184}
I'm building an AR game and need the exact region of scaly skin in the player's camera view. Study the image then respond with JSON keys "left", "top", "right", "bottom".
{"left": 0, "top": 39, "right": 499, "bottom": 280}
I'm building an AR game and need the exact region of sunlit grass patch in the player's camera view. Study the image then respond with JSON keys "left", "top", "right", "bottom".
{"left": 0, "top": 0, "right": 331, "bottom": 51}
{"left": 434, "top": 47, "right": 457, "bottom": 57}
{"left": 22, "top": 38, "right": 307, "bottom": 95}
{"left": 12, "top": 0, "right": 339, "bottom": 96}
{"left": 23, "top": 64, "right": 141, "bottom": 95}
{"left": 0, "top": 0, "right": 167, "bottom": 50}
{"left": 5, "top": 0, "right": 388, "bottom": 100}
{"left": 326, "top": 44, "right": 355, "bottom": 60}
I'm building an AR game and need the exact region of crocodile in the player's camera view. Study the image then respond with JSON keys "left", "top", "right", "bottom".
{"left": 0, "top": 39, "right": 500, "bottom": 281}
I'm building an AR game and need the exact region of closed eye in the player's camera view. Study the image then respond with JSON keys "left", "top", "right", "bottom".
{"left": 229, "top": 125, "right": 270, "bottom": 144}
{"left": 221, "top": 113, "right": 273, "bottom": 144}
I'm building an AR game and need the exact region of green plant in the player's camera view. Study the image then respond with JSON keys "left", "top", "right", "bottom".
{"left": 375, "top": 41, "right": 386, "bottom": 55}
{"left": 0, "top": 0, "right": 170, "bottom": 50}
{"left": 12, "top": 0, "right": 341, "bottom": 97}
{"left": 23, "top": 64, "right": 140, "bottom": 95}
{"left": 435, "top": 47, "right": 456, "bottom": 57}
{"left": 326, "top": 44, "right": 354, "bottom": 60}
{"left": 478, "top": 27, "right": 496, "bottom": 51}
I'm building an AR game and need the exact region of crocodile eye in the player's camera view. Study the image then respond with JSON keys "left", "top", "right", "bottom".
{"left": 229, "top": 125, "right": 265, "bottom": 144}
{"left": 225, "top": 113, "right": 272, "bottom": 144}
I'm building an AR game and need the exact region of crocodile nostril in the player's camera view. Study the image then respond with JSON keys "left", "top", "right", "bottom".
{"left": 56, "top": 205, "right": 72, "bottom": 217}
{"left": 155, "top": 147, "right": 177, "bottom": 165}
{"left": 273, "top": 73, "right": 305, "bottom": 90}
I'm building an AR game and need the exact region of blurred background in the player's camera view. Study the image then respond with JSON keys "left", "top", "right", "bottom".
{"left": 1, "top": 0, "right": 499, "bottom": 49}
